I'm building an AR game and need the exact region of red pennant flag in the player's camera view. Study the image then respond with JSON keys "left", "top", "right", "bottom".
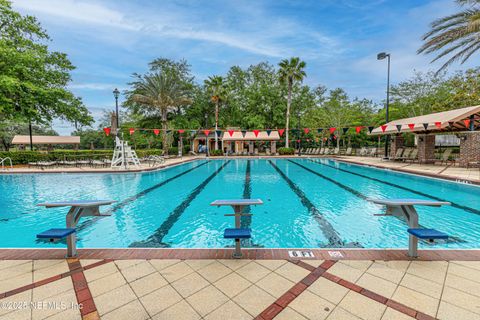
{"left": 153, "top": 129, "right": 160, "bottom": 136}
{"left": 381, "top": 125, "right": 387, "bottom": 132}
{"left": 129, "top": 128, "right": 135, "bottom": 135}
{"left": 253, "top": 129, "right": 260, "bottom": 137}
{"left": 296, "top": 139, "right": 300, "bottom": 143}
{"left": 178, "top": 129, "right": 185, "bottom": 134}
{"left": 303, "top": 128, "right": 310, "bottom": 134}
{"left": 103, "top": 127, "right": 111, "bottom": 136}
{"left": 463, "top": 119, "right": 471, "bottom": 128}
{"left": 203, "top": 130, "right": 210, "bottom": 136}
{"left": 329, "top": 127, "right": 336, "bottom": 134}
{"left": 228, "top": 130, "right": 234, "bottom": 137}
{"left": 278, "top": 129, "right": 285, "bottom": 136}
{"left": 408, "top": 123, "right": 415, "bottom": 131}
{"left": 355, "top": 126, "right": 363, "bottom": 134}
{"left": 434, "top": 122, "right": 442, "bottom": 129}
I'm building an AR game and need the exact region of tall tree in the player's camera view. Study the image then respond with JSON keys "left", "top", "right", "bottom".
{"left": 418, "top": 0, "right": 480, "bottom": 73}
{"left": 125, "top": 72, "right": 191, "bottom": 154}
{"left": 0, "top": 0, "right": 92, "bottom": 149}
{"left": 278, "top": 57, "right": 306, "bottom": 148}
{"left": 204, "top": 75, "right": 225, "bottom": 150}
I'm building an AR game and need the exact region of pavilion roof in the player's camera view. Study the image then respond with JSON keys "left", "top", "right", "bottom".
{"left": 11, "top": 135, "right": 80, "bottom": 145}
{"left": 370, "top": 105, "right": 480, "bottom": 135}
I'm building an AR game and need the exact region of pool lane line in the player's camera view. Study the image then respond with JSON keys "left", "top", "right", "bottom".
{"left": 290, "top": 159, "right": 466, "bottom": 244}
{"left": 129, "top": 160, "right": 231, "bottom": 247}
{"left": 241, "top": 160, "right": 252, "bottom": 227}
{"left": 37, "top": 160, "right": 211, "bottom": 243}
{"left": 309, "top": 159, "right": 480, "bottom": 216}
{"left": 268, "top": 160, "right": 361, "bottom": 248}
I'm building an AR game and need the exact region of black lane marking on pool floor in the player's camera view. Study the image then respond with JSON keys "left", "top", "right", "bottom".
{"left": 130, "top": 160, "right": 231, "bottom": 247}
{"left": 268, "top": 160, "right": 361, "bottom": 248}
{"left": 241, "top": 160, "right": 252, "bottom": 228}
{"left": 291, "top": 160, "right": 466, "bottom": 244}
{"left": 55, "top": 160, "right": 211, "bottom": 238}
{"left": 309, "top": 159, "right": 480, "bottom": 216}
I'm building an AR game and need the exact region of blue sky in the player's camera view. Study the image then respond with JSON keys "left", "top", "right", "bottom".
{"left": 12, "top": 0, "right": 475, "bottom": 134}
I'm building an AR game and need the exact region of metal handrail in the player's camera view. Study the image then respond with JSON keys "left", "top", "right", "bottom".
{"left": 0, "top": 157, "right": 13, "bottom": 170}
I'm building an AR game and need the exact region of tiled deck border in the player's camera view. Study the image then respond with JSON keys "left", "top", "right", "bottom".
{"left": 1, "top": 248, "right": 480, "bottom": 260}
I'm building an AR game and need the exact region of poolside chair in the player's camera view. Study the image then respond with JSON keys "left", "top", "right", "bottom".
{"left": 332, "top": 147, "right": 340, "bottom": 155}
{"left": 358, "top": 147, "right": 367, "bottom": 156}
{"left": 405, "top": 149, "right": 418, "bottom": 163}
{"left": 314, "top": 148, "right": 321, "bottom": 155}
{"left": 344, "top": 147, "right": 352, "bottom": 156}
{"left": 319, "top": 148, "right": 325, "bottom": 155}
{"left": 324, "top": 148, "right": 330, "bottom": 155}
{"left": 391, "top": 148, "right": 404, "bottom": 161}
{"left": 426, "top": 148, "right": 454, "bottom": 165}
{"left": 396, "top": 148, "right": 412, "bottom": 161}
{"left": 368, "top": 148, "right": 377, "bottom": 157}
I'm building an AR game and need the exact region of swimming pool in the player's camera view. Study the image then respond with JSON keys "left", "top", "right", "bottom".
{"left": 1, "top": 158, "right": 479, "bottom": 249}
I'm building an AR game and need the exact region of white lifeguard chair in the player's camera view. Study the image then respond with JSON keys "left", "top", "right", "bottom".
{"left": 111, "top": 136, "right": 140, "bottom": 169}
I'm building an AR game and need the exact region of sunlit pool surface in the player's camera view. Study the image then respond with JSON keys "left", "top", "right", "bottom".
{"left": 1, "top": 158, "right": 479, "bottom": 249}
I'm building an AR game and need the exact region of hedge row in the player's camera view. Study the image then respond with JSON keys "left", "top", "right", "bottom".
{"left": 0, "top": 148, "right": 191, "bottom": 164}
{"left": 278, "top": 147, "right": 295, "bottom": 155}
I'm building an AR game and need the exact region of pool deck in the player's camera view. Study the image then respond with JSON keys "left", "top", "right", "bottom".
{"left": 335, "top": 156, "right": 480, "bottom": 185}
{"left": 1, "top": 254, "right": 480, "bottom": 320}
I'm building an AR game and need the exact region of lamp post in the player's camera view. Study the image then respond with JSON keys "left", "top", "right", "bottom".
{"left": 377, "top": 52, "right": 390, "bottom": 159}
{"left": 297, "top": 110, "right": 301, "bottom": 156}
{"left": 113, "top": 88, "right": 120, "bottom": 131}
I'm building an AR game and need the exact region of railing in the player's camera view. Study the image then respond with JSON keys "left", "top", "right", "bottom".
{"left": 0, "top": 157, "right": 13, "bottom": 171}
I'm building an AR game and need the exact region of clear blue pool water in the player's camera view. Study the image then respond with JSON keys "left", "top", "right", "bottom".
{"left": 1, "top": 158, "right": 479, "bottom": 249}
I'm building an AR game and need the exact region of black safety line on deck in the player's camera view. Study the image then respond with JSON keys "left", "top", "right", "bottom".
{"left": 291, "top": 160, "right": 466, "bottom": 244}
{"left": 268, "top": 160, "right": 361, "bottom": 248}
{"left": 130, "top": 160, "right": 231, "bottom": 247}
{"left": 309, "top": 159, "right": 480, "bottom": 216}
{"left": 36, "top": 161, "right": 210, "bottom": 244}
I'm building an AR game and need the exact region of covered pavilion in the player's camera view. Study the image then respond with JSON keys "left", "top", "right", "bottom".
{"left": 370, "top": 105, "right": 480, "bottom": 166}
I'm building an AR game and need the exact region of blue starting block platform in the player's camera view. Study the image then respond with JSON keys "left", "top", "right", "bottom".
{"left": 211, "top": 199, "right": 263, "bottom": 258}
{"left": 36, "top": 200, "right": 115, "bottom": 257}
{"left": 369, "top": 198, "right": 450, "bottom": 258}
{"left": 37, "top": 228, "right": 76, "bottom": 241}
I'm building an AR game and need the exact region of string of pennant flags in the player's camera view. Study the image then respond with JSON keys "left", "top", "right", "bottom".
{"left": 102, "top": 119, "right": 476, "bottom": 137}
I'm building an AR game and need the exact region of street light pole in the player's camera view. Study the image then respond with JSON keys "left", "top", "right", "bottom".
{"left": 297, "top": 110, "right": 301, "bottom": 156}
{"left": 377, "top": 52, "right": 391, "bottom": 159}
{"left": 113, "top": 88, "right": 120, "bottom": 132}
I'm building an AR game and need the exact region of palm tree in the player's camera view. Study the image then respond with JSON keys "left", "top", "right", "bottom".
{"left": 418, "top": 0, "right": 480, "bottom": 73}
{"left": 127, "top": 72, "right": 191, "bottom": 154}
{"left": 278, "top": 57, "right": 306, "bottom": 148}
{"left": 204, "top": 75, "right": 225, "bottom": 150}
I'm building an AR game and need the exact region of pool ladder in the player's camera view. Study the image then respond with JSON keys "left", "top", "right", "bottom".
{"left": 0, "top": 157, "right": 12, "bottom": 171}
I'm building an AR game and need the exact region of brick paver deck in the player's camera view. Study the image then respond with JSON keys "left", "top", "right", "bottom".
{"left": 1, "top": 252, "right": 480, "bottom": 319}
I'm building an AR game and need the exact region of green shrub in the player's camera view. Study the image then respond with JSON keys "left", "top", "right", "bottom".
{"left": 278, "top": 147, "right": 295, "bottom": 155}
{"left": 209, "top": 150, "right": 223, "bottom": 156}
{"left": 0, "top": 149, "right": 164, "bottom": 164}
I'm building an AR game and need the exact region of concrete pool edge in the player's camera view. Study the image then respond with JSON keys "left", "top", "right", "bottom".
{"left": 1, "top": 248, "right": 480, "bottom": 261}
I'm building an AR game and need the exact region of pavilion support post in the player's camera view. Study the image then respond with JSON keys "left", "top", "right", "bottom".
{"left": 271, "top": 141, "right": 277, "bottom": 155}
{"left": 417, "top": 134, "right": 435, "bottom": 164}
{"left": 249, "top": 141, "right": 254, "bottom": 155}
{"left": 458, "top": 132, "right": 480, "bottom": 167}
{"left": 390, "top": 134, "right": 404, "bottom": 158}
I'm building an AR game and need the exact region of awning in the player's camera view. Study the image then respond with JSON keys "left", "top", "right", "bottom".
{"left": 370, "top": 105, "right": 480, "bottom": 135}
{"left": 221, "top": 131, "right": 280, "bottom": 141}
{"left": 11, "top": 135, "right": 81, "bottom": 144}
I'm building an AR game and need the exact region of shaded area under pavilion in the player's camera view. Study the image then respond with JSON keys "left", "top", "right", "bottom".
{"left": 370, "top": 105, "right": 480, "bottom": 166}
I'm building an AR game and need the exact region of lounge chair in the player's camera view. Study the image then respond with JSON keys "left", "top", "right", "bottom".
{"left": 344, "top": 147, "right": 352, "bottom": 156}
{"left": 391, "top": 148, "right": 404, "bottom": 161}
{"left": 426, "top": 148, "right": 453, "bottom": 165}
{"left": 319, "top": 148, "right": 325, "bottom": 155}
{"left": 396, "top": 148, "right": 412, "bottom": 161}
{"left": 324, "top": 148, "right": 330, "bottom": 155}
{"left": 332, "top": 147, "right": 340, "bottom": 155}
{"left": 358, "top": 147, "right": 367, "bottom": 156}
{"left": 314, "top": 148, "right": 321, "bottom": 155}
{"left": 368, "top": 148, "right": 377, "bottom": 157}
{"left": 405, "top": 149, "right": 418, "bottom": 162}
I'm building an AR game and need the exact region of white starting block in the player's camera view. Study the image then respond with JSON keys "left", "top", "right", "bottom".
{"left": 369, "top": 198, "right": 450, "bottom": 258}
{"left": 211, "top": 199, "right": 263, "bottom": 258}
{"left": 36, "top": 200, "right": 115, "bottom": 257}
